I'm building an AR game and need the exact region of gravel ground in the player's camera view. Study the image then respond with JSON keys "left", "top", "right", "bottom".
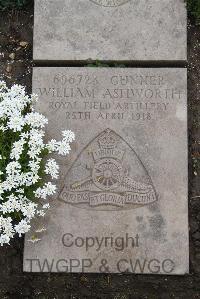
{"left": 0, "top": 5, "right": 200, "bottom": 299}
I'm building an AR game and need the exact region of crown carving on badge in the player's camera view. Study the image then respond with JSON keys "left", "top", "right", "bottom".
{"left": 98, "top": 129, "right": 119, "bottom": 150}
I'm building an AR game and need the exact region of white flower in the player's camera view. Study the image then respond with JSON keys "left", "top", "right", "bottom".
{"left": 46, "top": 139, "right": 58, "bottom": 152}
{"left": 14, "top": 219, "right": 31, "bottom": 237}
{"left": 45, "top": 159, "right": 59, "bottom": 179}
{"left": 0, "top": 216, "right": 14, "bottom": 244}
{"left": 57, "top": 141, "right": 71, "bottom": 155}
{"left": 20, "top": 132, "right": 29, "bottom": 139}
{"left": 28, "top": 158, "right": 41, "bottom": 174}
{"left": 0, "top": 80, "right": 7, "bottom": 91}
{"left": 28, "top": 129, "right": 45, "bottom": 159}
{"left": 62, "top": 130, "right": 75, "bottom": 142}
{"left": 30, "top": 93, "right": 38, "bottom": 105}
{"left": 37, "top": 210, "right": 46, "bottom": 217}
{"left": 10, "top": 84, "right": 25, "bottom": 97}
{"left": 34, "top": 182, "right": 56, "bottom": 200}
{"left": 43, "top": 203, "right": 50, "bottom": 209}
{"left": 0, "top": 194, "right": 21, "bottom": 214}
{"left": 0, "top": 82, "right": 75, "bottom": 245}
{"left": 10, "top": 138, "right": 26, "bottom": 160}
{"left": 45, "top": 182, "right": 56, "bottom": 195}
{"left": 0, "top": 234, "right": 10, "bottom": 246}
{"left": 5, "top": 162, "right": 21, "bottom": 189}
{"left": 7, "top": 114, "right": 25, "bottom": 132}
{"left": 8, "top": 194, "right": 22, "bottom": 211}
{"left": 25, "top": 112, "right": 48, "bottom": 128}
{"left": 6, "top": 161, "right": 21, "bottom": 174}
{"left": 46, "top": 133, "right": 73, "bottom": 156}
{"left": 21, "top": 202, "right": 37, "bottom": 219}
{"left": 21, "top": 172, "right": 40, "bottom": 186}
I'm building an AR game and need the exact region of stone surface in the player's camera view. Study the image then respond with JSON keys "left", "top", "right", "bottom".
{"left": 24, "top": 67, "right": 188, "bottom": 274}
{"left": 33, "top": 0, "right": 187, "bottom": 62}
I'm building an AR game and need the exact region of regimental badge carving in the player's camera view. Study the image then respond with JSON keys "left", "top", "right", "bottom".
{"left": 89, "top": 0, "right": 131, "bottom": 7}
{"left": 59, "top": 129, "right": 157, "bottom": 211}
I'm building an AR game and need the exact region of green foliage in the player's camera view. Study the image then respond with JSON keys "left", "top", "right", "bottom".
{"left": 86, "top": 61, "right": 110, "bottom": 67}
{"left": 0, "top": 0, "right": 30, "bottom": 10}
{"left": 86, "top": 60, "right": 125, "bottom": 68}
{"left": 187, "top": 0, "right": 200, "bottom": 23}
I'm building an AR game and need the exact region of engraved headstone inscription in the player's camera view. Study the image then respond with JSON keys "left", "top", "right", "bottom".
{"left": 33, "top": 0, "right": 187, "bottom": 62}
{"left": 23, "top": 67, "right": 188, "bottom": 274}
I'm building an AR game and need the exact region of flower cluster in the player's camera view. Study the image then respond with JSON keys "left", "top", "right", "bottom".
{"left": 0, "top": 81, "right": 75, "bottom": 246}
